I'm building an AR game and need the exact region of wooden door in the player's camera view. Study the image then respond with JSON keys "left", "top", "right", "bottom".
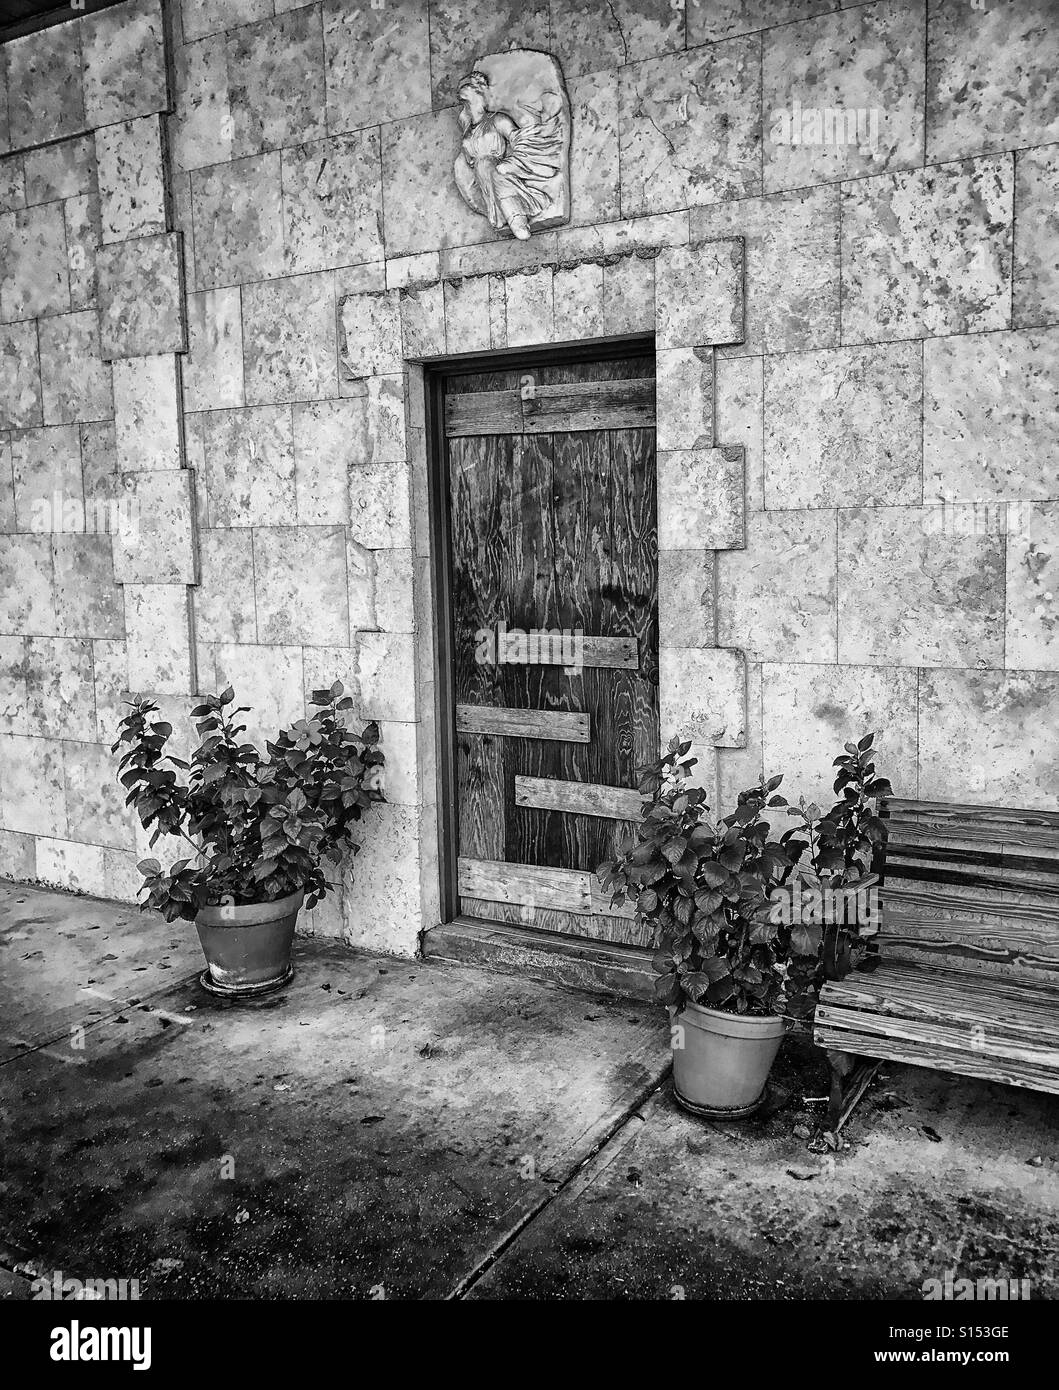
{"left": 444, "top": 354, "right": 659, "bottom": 947}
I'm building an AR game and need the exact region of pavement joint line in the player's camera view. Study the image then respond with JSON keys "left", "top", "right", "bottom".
{"left": 445, "top": 1062, "right": 672, "bottom": 1301}
{"left": 0, "top": 970, "right": 202, "bottom": 1069}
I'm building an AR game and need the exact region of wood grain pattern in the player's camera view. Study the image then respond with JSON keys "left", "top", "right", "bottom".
{"left": 483, "top": 631, "right": 639, "bottom": 669}
{"left": 446, "top": 379, "right": 655, "bottom": 436}
{"left": 445, "top": 390, "right": 522, "bottom": 436}
{"left": 515, "top": 776, "right": 644, "bottom": 820}
{"left": 458, "top": 857, "right": 592, "bottom": 912}
{"left": 456, "top": 704, "right": 590, "bottom": 742}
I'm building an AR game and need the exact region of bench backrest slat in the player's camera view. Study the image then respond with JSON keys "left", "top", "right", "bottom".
{"left": 877, "top": 799, "right": 1059, "bottom": 986}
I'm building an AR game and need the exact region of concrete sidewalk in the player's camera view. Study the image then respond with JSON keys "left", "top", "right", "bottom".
{"left": 1, "top": 881, "right": 1057, "bottom": 1300}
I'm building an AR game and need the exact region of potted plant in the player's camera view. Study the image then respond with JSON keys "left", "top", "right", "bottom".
{"left": 113, "top": 682, "right": 384, "bottom": 998}
{"left": 597, "top": 733, "right": 890, "bottom": 1117}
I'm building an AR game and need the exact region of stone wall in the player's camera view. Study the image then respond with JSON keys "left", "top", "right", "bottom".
{"left": 0, "top": 0, "right": 1056, "bottom": 957}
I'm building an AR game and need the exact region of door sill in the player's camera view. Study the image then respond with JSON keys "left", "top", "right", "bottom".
{"left": 421, "top": 915, "right": 655, "bottom": 1001}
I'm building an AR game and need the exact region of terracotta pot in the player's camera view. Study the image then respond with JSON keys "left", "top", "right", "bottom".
{"left": 671, "top": 1002, "right": 786, "bottom": 1118}
{"left": 194, "top": 889, "right": 303, "bottom": 998}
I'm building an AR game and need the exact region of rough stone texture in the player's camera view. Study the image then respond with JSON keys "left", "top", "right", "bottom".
{"left": 764, "top": 342, "right": 922, "bottom": 508}
{"left": 294, "top": 388, "right": 404, "bottom": 527}
{"left": 837, "top": 507, "right": 1006, "bottom": 670}
{"left": 761, "top": 663, "right": 919, "bottom": 807}
{"left": 170, "top": 32, "right": 232, "bottom": 174}
{"left": 94, "top": 117, "right": 167, "bottom": 243}
{"left": 657, "top": 447, "right": 745, "bottom": 551}
{"left": 718, "top": 510, "right": 837, "bottom": 664}
{"left": 253, "top": 526, "right": 349, "bottom": 647}
{"left": 323, "top": 0, "right": 430, "bottom": 133}
{"left": 338, "top": 289, "right": 402, "bottom": 381}
{"left": 0, "top": 203, "right": 70, "bottom": 322}
{"left": 660, "top": 646, "right": 746, "bottom": 749}
{"left": 243, "top": 273, "right": 337, "bottom": 404}
{"left": 181, "top": 0, "right": 272, "bottom": 44}
{"left": 111, "top": 471, "right": 197, "bottom": 586}
{"left": 567, "top": 71, "right": 621, "bottom": 228}
{"left": 281, "top": 132, "right": 384, "bottom": 275}
{"left": 923, "top": 328, "right": 1058, "bottom": 503}
{"left": 191, "top": 154, "right": 283, "bottom": 289}
{"left": 1006, "top": 502, "right": 1059, "bottom": 674}
{"left": 38, "top": 312, "right": 112, "bottom": 426}
{"left": 80, "top": 0, "right": 167, "bottom": 128}
{"left": 690, "top": 185, "right": 840, "bottom": 356}
{"left": 52, "top": 533, "right": 124, "bottom": 640}
{"left": 112, "top": 356, "right": 181, "bottom": 472}
{"left": 203, "top": 405, "right": 296, "bottom": 528}
{"left": 97, "top": 234, "right": 186, "bottom": 360}
{"left": 1014, "top": 144, "right": 1059, "bottom": 329}
{"left": 918, "top": 669, "right": 1059, "bottom": 810}
{"left": 381, "top": 109, "right": 488, "bottom": 259}
{"left": 841, "top": 157, "right": 1013, "bottom": 343}
{"left": 183, "top": 288, "right": 244, "bottom": 413}
{"left": 0, "top": 324, "right": 43, "bottom": 431}
{"left": 125, "top": 584, "right": 194, "bottom": 695}
{"left": 763, "top": 0, "right": 925, "bottom": 192}
{"left": 656, "top": 348, "right": 713, "bottom": 452}
{"left": 6, "top": 27, "right": 85, "bottom": 149}
{"left": 926, "top": 0, "right": 1059, "bottom": 163}
{"left": 23, "top": 136, "right": 97, "bottom": 205}
{"left": 428, "top": 0, "right": 550, "bottom": 108}
{"left": 226, "top": 7, "right": 325, "bottom": 158}
{"left": 63, "top": 193, "right": 102, "bottom": 312}
{"left": 655, "top": 239, "right": 744, "bottom": 349}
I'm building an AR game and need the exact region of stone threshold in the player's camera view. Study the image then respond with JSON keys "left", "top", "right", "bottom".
{"left": 421, "top": 915, "right": 655, "bottom": 1001}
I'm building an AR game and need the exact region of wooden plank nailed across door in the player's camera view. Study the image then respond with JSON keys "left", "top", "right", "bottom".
{"left": 515, "top": 776, "right": 644, "bottom": 821}
{"left": 485, "top": 631, "right": 638, "bottom": 669}
{"left": 446, "top": 378, "right": 655, "bottom": 437}
{"left": 456, "top": 705, "right": 590, "bottom": 741}
{"left": 458, "top": 856, "right": 639, "bottom": 922}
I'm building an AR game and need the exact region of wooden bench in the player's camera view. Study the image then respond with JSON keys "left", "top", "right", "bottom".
{"left": 815, "top": 798, "right": 1059, "bottom": 1100}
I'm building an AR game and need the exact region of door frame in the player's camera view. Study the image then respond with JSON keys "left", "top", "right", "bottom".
{"left": 423, "top": 333, "right": 655, "bottom": 926}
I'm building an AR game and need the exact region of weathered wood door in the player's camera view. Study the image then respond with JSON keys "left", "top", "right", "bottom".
{"left": 444, "top": 354, "right": 658, "bottom": 947}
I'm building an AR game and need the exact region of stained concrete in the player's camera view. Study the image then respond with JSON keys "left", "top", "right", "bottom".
{"left": 1, "top": 884, "right": 1057, "bottom": 1301}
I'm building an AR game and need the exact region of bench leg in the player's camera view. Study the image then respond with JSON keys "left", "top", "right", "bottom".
{"left": 823, "top": 1051, "right": 881, "bottom": 1137}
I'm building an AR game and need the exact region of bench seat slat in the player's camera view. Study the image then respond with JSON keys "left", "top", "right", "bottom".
{"left": 812, "top": 1024, "right": 1059, "bottom": 1096}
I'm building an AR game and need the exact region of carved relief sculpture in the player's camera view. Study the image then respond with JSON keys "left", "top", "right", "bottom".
{"left": 454, "top": 51, "right": 571, "bottom": 240}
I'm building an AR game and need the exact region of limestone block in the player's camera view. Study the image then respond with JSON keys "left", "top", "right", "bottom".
{"left": 764, "top": 342, "right": 922, "bottom": 508}
{"left": 64, "top": 193, "right": 102, "bottom": 312}
{"left": 656, "top": 239, "right": 744, "bottom": 349}
{"left": 658, "top": 447, "right": 745, "bottom": 551}
{"left": 0, "top": 828, "right": 35, "bottom": 880}
{"left": 323, "top": 0, "right": 431, "bottom": 132}
{"left": 554, "top": 261, "right": 605, "bottom": 342}
{"left": 23, "top": 136, "right": 97, "bottom": 205}
{"left": 212, "top": 642, "right": 305, "bottom": 746}
{"left": 0, "top": 202, "right": 69, "bottom": 321}
{"left": 337, "top": 289, "right": 403, "bottom": 382}
{"left": 400, "top": 283, "right": 446, "bottom": 360}
{"left": 658, "top": 550, "right": 714, "bottom": 649}
{"left": 375, "top": 720, "right": 420, "bottom": 807}
{"left": 0, "top": 535, "right": 57, "bottom": 635}
{"left": 602, "top": 254, "right": 654, "bottom": 336}
{"left": 567, "top": 71, "right": 620, "bottom": 227}
{"left": 552, "top": 0, "right": 683, "bottom": 77}
{"left": 763, "top": 0, "right": 925, "bottom": 192}
{"left": 23, "top": 637, "right": 95, "bottom": 740}
{"left": 243, "top": 272, "right": 337, "bottom": 404}
{"left": 656, "top": 348, "right": 713, "bottom": 452}
{"left": 444, "top": 235, "right": 557, "bottom": 280}
{"left": 387, "top": 253, "right": 442, "bottom": 290}
{"left": 294, "top": 384, "right": 405, "bottom": 526}
{"left": 442, "top": 278, "right": 491, "bottom": 355}
{"left": 349, "top": 457, "right": 412, "bottom": 550}
{"left": 505, "top": 267, "right": 555, "bottom": 348}
{"left": 381, "top": 108, "right": 488, "bottom": 258}
{"left": 761, "top": 662, "right": 919, "bottom": 807}
{"left": 102, "top": 848, "right": 142, "bottom": 902}
{"left": 357, "top": 630, "right": 416, "bottom": 722}
{"left": 689, "top": 0, "right": 823, "bottom": 46}
{"left": 226, "top": 6, "right": 325, "bottom": 159}
{"left": 191, "top": 153, "right": 283, "bottom": 289}
{"left": 97, "top": 234, "right": 186, "bottom": 360}
{"left": 37, "top": 838, "right": 109, "bottom": 894}
{"left": 1006, "top": 503, "right": 1059, "bottom": 673}
{"left": 38, "top": 312, "right": 112, "bottom": 425}
{"left": 341, "top": 802, "right": 422, "bottom": 956}
{"left": 0, "top": 434, "right": 13, "bottom": 532}
{"left": 193, "top": 529, "right": 256, "bottom": 645}
{"left": 203, "top": 404, "right": 296, "bottom": 528}
{"left": 618, "top": 41, "right": 761, "bottom": 216}
{"left": 81, "top": 0, "right": 167, "bottom": 127}
{"left": 926, "top": 0, "right": 1058, "bottom": 163}
{"left": 718, "top": 510, "right": 837, "bottom": 664}
{"left": 660, "top": 646, "right": 746, "bottom": 748}
{"left": 0, "top": 157, "right": 24, "bottom": 212}
{"left": 95, "top": 117, "right": 167, "bottom": 244}
{"left": 112, "top": 471, "right": 197, "bottom": 586}
{"left": 838, "top": 506, "right": 1005, "bottom": 668}
{"left": 125, "top": 584, "right": 194, "bottom": 694}
{"left": 841, "top": 157, "right": 1013, "bottom": 342}
{"left": 10, "top": 424, "right": 83, "bottom": 533}
{"left": 281, "top": 131, "right": 384, "bottom": 274}
{"left": 715, "top": 355, "right": 763, "bottom": 512}
{"left": 0, "top": 635, "right": 27, "bottom": 735}
{"left": 924, "top": 328, "right": 1059, "bottom": 503}
{"left": 0, "top": 323, "right": 43, "bottom": 430}
{"left": 184, "top": 288, "right": 244, "bottom": 413}
{"left": 113, "top": 356, "right": 181, "bottom": 472}
{"left": 1014, "top": 144, "right": 1059, "bottom": 329}
{"left": 374, "top": 548, "right": 415, "bottom": 635}
{"left": 80, "top": 421, "right": 121, "bottom": 530}
{"left": 919, "top": 668, "right": 1059, "bottom": 809}
{"left": 52, "top": 534, "right": 124, "bottom": 640}
{"left": 558, "top": 212, "right": 688, "bottom": 262}
{"left": 716, "top": 662, "right": 767, "bottom": 814}
{"left": 63, "top": 738, "right": 135, "bottom": 851}
{"left": 170, "top": 32, "right": 233, "bottom": 173}
{"left": 252, "top": 525, "right": 349, "bottom": 646}
{"left": 6, "top": 27, "right": 85, "bottom": 148}
{"left": 91, "top": 637, "right": 128, "bottom": 744}
{"left": 691, "top": 185, "right": 840, "bottom": 354}
{"left": 0, "top": 734, "right": 66, "bottom": 837}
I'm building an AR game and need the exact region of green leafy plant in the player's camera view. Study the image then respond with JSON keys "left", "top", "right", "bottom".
{"left": 113, "top": 683, "right": 383, "bottom": 922}
{"left": 597, "top": 733, "right": 891, "bottom": 1019}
